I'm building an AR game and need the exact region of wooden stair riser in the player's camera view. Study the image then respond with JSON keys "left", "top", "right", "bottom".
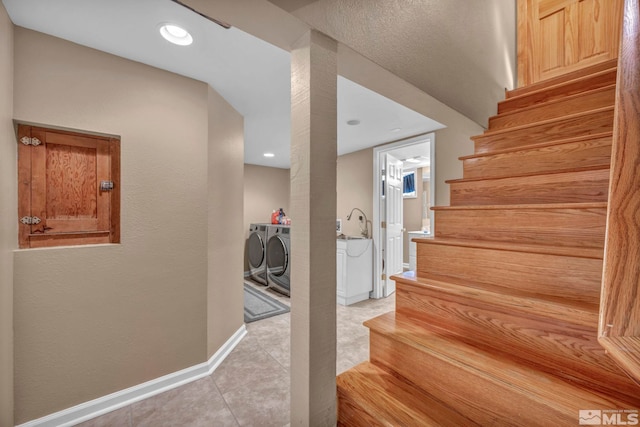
{"left": 490, "top": 85, "right": 615, "bottom": 131}
{"left": 449, "top": 168, "right": 609, "bottom": 206}
{"left": 473, "top": 108, "right": 614, "bottom": 153}
{"left": 394, "top": 280, "right": 640, "bottom": 402}
{"left": 505, "top": 60, "right": 617, "bottom": 100}
{"left": 500, "top": 67, "right": 617, "bottom": 113}
{"left": 433, "top": 205, "right": 607, "bottom": 248}
{"left": 462, "top": 135, "right": 612, "bottom": 180}
{"left": 415, "top": 242, "right": 602, "bottom": 304}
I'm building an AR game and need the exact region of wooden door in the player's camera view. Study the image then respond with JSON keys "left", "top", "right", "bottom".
{"left": 18, "top": 124, "right": 120, "bottom": 248}
{"left": 518, "top": 0, "right": 624, "bottom": 86}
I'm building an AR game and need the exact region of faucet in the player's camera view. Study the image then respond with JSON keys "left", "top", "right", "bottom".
{"left": 347, "top": 208, "right": 369, "bottom": 238}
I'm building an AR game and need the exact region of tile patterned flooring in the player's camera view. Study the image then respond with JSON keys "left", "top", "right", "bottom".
{"left": 77, "top": 283, "right": 395, "bottom": 426}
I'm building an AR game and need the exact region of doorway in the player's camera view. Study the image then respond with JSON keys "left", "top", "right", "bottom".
{"left": 372, "top": 133, "right": 435, "bottom": 298}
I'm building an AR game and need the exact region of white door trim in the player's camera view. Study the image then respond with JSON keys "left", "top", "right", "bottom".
{"left": 372, "top": 133, "right": 435, "bottom": 299}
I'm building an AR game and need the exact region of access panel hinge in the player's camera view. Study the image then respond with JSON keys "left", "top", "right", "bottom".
{"left": 20, "top": 216, "right": 41, "bottom": 225}
{"left": 381, "top": 274, "right": 386, "bottom": 281}
{"left": 20, "top": 136, "right": 42, "bottom": 146}
{"left": 381, "top": 221, "right": 386, "bottom": 228}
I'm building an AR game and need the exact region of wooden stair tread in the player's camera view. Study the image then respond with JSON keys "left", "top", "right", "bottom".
{"left": 391, "top": 271, "right": 599, "bottom": 327}
{"left": 366, "top": 312, "right": 640, "bottom": 418}
{"left": 472, "top": 106, "right": 614, "bottom": 140}
{"left": 413, "top": 236, "right": 603, "bottom": 259}
{"left": 505, "top": 60, "right": 617, "bottom": 99}
{"left": 432, "top": 201, "right": 607, "bottom": 211}
{"left": 337, "top": 361, "right": 478, "bottom": 427}
{"left": 459, "top": 132, "right": 612, "bottom": 160}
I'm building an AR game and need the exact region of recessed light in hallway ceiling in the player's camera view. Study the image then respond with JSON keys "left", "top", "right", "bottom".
{"left": 159, "top": 23, "right": 193, "bottom": 45}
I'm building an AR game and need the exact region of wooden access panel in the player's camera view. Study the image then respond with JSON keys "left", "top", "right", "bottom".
{"left": 17, "top": 124, "right": 120, "bottom": 248}
{"left": 518, "top": 0, "right": 624, "bottom": 86}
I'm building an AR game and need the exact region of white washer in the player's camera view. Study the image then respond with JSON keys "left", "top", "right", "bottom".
{"left": 266, "top": 225, "right": 291, "bottom": 296}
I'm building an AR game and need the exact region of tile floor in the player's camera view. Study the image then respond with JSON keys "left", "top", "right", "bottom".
{"left": 77, "top": 283, "right": 395, "bottom": 427}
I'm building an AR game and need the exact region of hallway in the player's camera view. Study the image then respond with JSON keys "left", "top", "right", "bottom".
{"left": 77, "top": 285, "right": 394, "bottom": 426}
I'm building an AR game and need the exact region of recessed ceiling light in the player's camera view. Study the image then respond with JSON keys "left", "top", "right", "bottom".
{"left": 404, "top": 158, "right": 421, "bottom": 164}
{"left": 159, "top": 24, "right": 193, "bottom": 46}
{"left": 391, "top": 128, "right": 402, "bottom": 132}
{"left": 263, "top": 152, "right": 275, "bottom": 158}
{"left": 346, "top": 119, "right": 360, "bottom": 126}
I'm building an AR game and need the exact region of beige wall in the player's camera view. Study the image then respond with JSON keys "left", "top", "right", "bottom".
{"left": 207, "top": 87, "right": 245, "bottom": 356}
{"left": 0, "top": 4, "right": 14, "bottom": 427}
{"left": 336, "top": 148, "right": 373, "bottom": 237}
{"left": 243, "top": 164, "right": 290, "bottom": 271}
{"left": 12, "top": 28, "right": 212, "bottom": 423}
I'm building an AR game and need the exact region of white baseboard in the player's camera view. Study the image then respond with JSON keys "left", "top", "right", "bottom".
{"left": 17, "top": 325, "right": 247, "bottom": 427}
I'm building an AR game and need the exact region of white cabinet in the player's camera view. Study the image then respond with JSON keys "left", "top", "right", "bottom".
{"left": 336, "top": 238, "right": 373, "bottom": 305}
{"left": 408, "top": 231, "right": 429, "bottom": 271}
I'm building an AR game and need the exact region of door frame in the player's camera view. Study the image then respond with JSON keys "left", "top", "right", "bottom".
{"left": 372, "top": 133, "right": 436, "bottom": 298}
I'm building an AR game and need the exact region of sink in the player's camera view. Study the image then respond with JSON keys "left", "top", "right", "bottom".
{"left": 337, "top": 234, "right": 366, "bottom": 240}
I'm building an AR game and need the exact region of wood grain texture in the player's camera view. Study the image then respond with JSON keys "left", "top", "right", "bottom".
{"left": 367, "top": 312, "right": 638, "bottom": 425}
{"left": 473, "top": 106, "right": 614, "bottom": 153}
{"left": 393, "top": 270, "right": 599, "bottom": 327}
{"left": 109, "top": 138, "right": 121, "bottom": 243}
{"left": 489, "top": 84, "right": 615, "bottom": 130}
{"left": 522, "top": 0, "right": 623, "bottom": 84}
{"left": 415, "top": 238, "right": 603, "bottom": 304}
{"left": 508, "top": 58, "right": 617, "bottom": 100}
{"left": 337, "top": 362, "right": 477, "bottom": 427}
{"left": 449, "top": 167, "right": 610, "bottom": 206}
{"left": 393, "top": 275, "right": 640, "bottom": 403}
{"left": 45, "top": 143, "right": 98, "bottom": 220}
{"left": 462, "top": 133, "right": 612, "bottom": 179}
{"left": 433, "top": 202, "right": 607, "bottom": 248}
{"left": 17, "top": 125, "right": 32, "bottom": 249}
{"left": 16, "top": 124, "right": 119, "bottom": 247}
{"left": 599, "top": 0, "right": 640, "bottom": 383}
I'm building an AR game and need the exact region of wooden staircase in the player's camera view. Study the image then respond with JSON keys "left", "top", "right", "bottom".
{"left": 336, "top": 58, "right": 640, "bottom": 425}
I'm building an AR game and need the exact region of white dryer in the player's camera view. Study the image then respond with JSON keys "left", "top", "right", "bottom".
{"left": 266, "top": 225, "right": 291, "bottom": 296}
{"left": 247, "top": 223, "right": 269, "bottom": 285}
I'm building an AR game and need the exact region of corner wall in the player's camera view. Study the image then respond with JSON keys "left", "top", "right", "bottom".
{"left": 207, "top": 87, "right": 245, "bottom": 356}
{"left": 0, "top": 3, "right": 15, "bottom": 427}
{"left": 12, "top": 28, "right": 209, "bottom": 423}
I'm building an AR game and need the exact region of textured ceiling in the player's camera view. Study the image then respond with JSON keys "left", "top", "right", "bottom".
{"left": 270, "top": 0, "right": 517, "bottom": 127}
